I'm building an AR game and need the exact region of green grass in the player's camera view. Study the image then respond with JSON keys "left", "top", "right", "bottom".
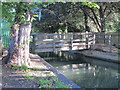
{"left": 24, "top": 76, "right": 34, "bottom": 80}
{"left": 11, "top": 65, "right": 29, "bottom": 71}
{"left": 23, "top": 74, "right": 70, "bottom": 88}
{"left": 38, "top": 77, "right": 69, "bottom": 88}
{"left": 117, "top": 50, "right": 120, "bottom": 55}
{"left": 12, "top": 65, "right": 70, "bottom": 88}
{"left": 11, "top": 65, "right": 40, "bottom": 71}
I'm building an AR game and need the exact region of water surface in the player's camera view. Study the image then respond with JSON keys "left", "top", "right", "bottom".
{"left": 38, "top": 51, "right": 120, "bottom": 88}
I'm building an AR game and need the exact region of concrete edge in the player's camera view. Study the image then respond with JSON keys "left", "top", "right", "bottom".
{"left": 35, "top": 54, "right": 81, "bottom": 89}
{"left": 74, "top": 51, "right": 120, "bottom": 64}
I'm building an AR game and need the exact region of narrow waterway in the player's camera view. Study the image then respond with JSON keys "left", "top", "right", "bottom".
{"left": 38, "top": 51, "right": 120, "bottom": 88}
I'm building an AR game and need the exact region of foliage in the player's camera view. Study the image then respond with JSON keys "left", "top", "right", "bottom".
{"left": 82, "top": 2, "right": 100, "bottom": 9}
{"left": 11, "top": 65, "right": 28, "bottom": 71}
{"left": 32, "top": 2, "right": 120, "bottom": 33}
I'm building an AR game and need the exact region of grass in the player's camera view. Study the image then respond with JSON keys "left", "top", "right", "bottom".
{"left": 37, "top": 76, "right": 70, "bottom": 88}
{"left": 11, "top": 65, "right": 39, "bottom": 71}
{"left": 24, "top": 75, "right": 34, "bottom": 80}
{"left": 11, "top": 65, "right": 29, "bottom": 71}
{"left": 23, "top": 74, "right": 70, "bottom": 88}
{"left": 117, "top": 50, "right": 120, "bottom": 55}
{"left": 11, "top": 65, "right": 71, "bottom": 88}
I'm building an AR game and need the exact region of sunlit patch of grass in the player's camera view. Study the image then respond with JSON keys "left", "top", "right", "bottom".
{"left": 23, "top": 73, "right": 70, "bottom": 88}
{"left": 38, "top": 76, "right": 69, "bottom": 88}
{"left": 11, "top": 65, "right": 40, "bottom": 72}
{"left": 12, "top": 65, "right": 70, "bottom": 88}
{"left": 11, "top": 65, "right": 29, "bottom": 71}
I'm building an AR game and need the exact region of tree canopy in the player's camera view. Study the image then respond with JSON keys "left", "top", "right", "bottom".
{"left": 1, "top": 1, "right": 120, "bottom": 66}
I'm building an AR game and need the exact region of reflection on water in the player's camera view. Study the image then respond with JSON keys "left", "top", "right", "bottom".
{"left": 38, "top": 51, "right": 120, "bottom": 88}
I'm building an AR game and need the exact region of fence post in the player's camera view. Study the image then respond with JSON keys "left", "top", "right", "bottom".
{"left": 86, "top": 32, "right": 89, "bottom": 49}
{"left": 53, "top": 35, "right": 55, "bottom": 52}
{"left": 93, "top": 33, "right": 96, "bottom": 44}
{"left": 70, "top": 33, "right": 73, "bottom": 50}
{"left": 0, "top": 36, "right": 2, "bottom": 56}
{"left": 109, "top": 34, "right": 112, "bottom": 53}
{"left": 31, "top": 34, "right": 36, "bottom": 53}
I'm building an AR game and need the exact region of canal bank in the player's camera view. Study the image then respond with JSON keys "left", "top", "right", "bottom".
{"left": 72, "top": 50, "right": 120, "bottom": 64}
{"left": 29, "top": 53, "right": 80, "bottom": 88}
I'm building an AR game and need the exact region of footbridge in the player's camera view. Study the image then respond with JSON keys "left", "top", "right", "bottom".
{"left": 31, "top": 32, "right": 115, "bottom": 53}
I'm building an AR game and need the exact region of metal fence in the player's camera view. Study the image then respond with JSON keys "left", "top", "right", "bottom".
{"left": 1, "top": 21, "right": 10, "bottom": 47}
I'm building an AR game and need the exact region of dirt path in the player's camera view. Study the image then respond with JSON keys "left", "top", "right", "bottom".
{"left": 1, "top": 54, "right": 42, "bottom": 88}
{"left": 2, "top": 64, "right": 39, "bottom": 88}
{"left": 1, "top": 53, "right": 79, "bottom": 88}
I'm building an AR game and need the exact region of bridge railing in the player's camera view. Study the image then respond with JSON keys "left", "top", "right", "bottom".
{"left": 94, "top": 32, "right": 119, "bottom": 52}
{"left": 0, "top": 36, "right": 2, "bottom": 55}
{"left": 30, "top": 32, "right": 96, "bottom": 53}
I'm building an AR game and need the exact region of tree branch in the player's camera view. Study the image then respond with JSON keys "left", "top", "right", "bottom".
{"left": 103, "top": 5, "right": 107, "bottom": 13}
{"left": 105, "top": 10, "right": 112, "bottom": 19}
{"left": 90, "top": 8, "right": 101, "bottom": 31}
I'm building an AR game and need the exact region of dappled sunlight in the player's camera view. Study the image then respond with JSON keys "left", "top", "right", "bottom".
{"left": 25, "top": 71, "right": 56, "bottom": 77}
{"left": 41, "top": 51, "right": 119, "bottom": 88}
{"left": 55, "top": 63, "right": 119, "bottom": 88}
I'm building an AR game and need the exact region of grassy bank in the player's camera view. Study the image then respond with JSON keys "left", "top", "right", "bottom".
{"left": 11, "top": 65, "right": 70, "bottom": 88}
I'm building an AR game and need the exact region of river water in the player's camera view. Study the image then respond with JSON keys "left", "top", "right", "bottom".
{"left": 38, "top": 51, "right": 120, "bottom": 88}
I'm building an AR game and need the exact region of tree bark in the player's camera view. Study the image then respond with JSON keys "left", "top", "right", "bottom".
{"left": 83, "top": 8, "right": 89, "bottom": 32}
{"left": 7, "top": 12, "right": 32, "bottom": 66}
{"left": 99, "top": 6, "right": 105, "bottom": 32}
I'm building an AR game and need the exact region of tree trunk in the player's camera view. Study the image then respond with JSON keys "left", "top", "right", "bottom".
{"left": 99, "top": 6, "right": 105, "bottom": 32}
{"left": 84, "top": 9, "right": 89, "bottom": 32}
{"left": 7, "top": 12, "right": 32, "bottom": 66}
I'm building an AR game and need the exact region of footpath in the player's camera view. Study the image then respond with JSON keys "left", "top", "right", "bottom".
{"left": 1, "top": 52, "right": 80, "bottom": 89}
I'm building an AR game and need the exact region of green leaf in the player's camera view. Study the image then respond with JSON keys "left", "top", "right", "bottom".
{"left": 33, "top": 15, "right": 39, "bottom": 17}
{"left": 19, "top": 45, "right": 25, "bottom": 48}
{"left": 43, "top": 5, "right": 47, "bottom": 7}
{"left": 33, "top": 18, "right": 36, "bottom": 20}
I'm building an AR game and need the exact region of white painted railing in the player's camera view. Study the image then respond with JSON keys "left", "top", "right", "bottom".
{"left": 30, "top": 32, "right": 119, "bottom": 53}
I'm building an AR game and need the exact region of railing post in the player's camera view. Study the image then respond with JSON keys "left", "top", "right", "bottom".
{"left": 0, "top": 36, "right": 2, "bottom": 56}
{"left": 86, "top": 32, "right": 89, "bottom": 49}
{"left": 31, "top": 34, "right": 36, "bottom": 53}
{"left": 53, "top": 35, "right": 55, "bottom": 52}
{"left": 70, "top": 33, "right": 73, "bottom": 50}
{"left": 93, "top": 33, "right": 96, "bottom": 44}
{"left": 109, "top": 34, "right": 112, "bottom": 53}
